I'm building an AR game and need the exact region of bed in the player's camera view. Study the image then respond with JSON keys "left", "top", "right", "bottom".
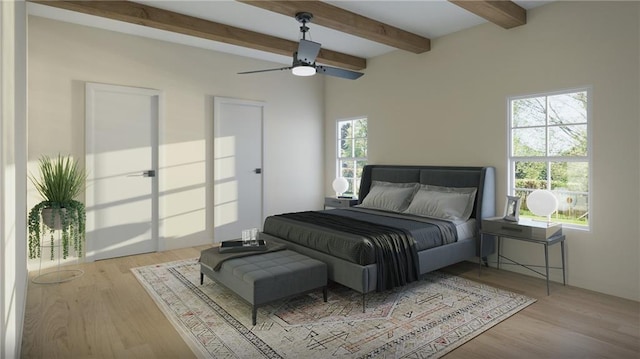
{"left": 259, "top": 165, "right": 496, "bottom": 304}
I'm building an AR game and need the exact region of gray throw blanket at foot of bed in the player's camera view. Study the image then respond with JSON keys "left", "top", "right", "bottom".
{"left": 267, "top": 211, "right": 419, "bottom": 291}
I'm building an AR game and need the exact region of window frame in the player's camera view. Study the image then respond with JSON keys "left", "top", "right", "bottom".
{"left": 507, "top": 87, "right": 592, "bottom": 230}
{"left": 336, "top": 116, "right": 367, "bottom": 198}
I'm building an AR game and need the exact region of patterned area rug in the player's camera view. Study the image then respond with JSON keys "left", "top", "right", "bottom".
{"left": 132, "top": 258, "right": 535, "bottom": 358}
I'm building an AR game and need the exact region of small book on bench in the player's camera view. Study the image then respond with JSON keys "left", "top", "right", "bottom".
{"left": 219, "top": 240, "right": 267, "bottom": 253}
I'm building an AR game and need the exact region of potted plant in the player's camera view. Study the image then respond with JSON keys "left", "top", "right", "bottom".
{"left": 28, "top": 154, "right": 87, "bottom": 260}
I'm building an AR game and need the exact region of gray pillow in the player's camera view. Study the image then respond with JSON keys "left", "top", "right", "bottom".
{"left": 403, "top": 184, "right": 477, "bottom": 222}
{"left": 358, "top": 181, "right": 419, "bottom": 212}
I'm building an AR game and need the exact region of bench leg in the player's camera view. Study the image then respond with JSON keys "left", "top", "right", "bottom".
{"left": 200, "top": 272, "right": 204, "bottom": 285}
{"left": 323, "top": 286, "right": 328, "bottom": 302}
{"left": 252, "top": 306, "right": 257, "bottom": 326}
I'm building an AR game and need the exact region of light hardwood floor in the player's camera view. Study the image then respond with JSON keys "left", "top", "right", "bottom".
{"left": 21, "top": 246, "right": 640, "bottom": 358}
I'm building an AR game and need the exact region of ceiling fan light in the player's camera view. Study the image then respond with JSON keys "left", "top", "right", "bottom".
{"left": 292, "top": 65, "right": 316, "bottom": 76}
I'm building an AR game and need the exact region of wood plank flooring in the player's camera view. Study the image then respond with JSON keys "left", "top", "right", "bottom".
{"left": 21, "top": 246, "right": 640, "bottom": 358}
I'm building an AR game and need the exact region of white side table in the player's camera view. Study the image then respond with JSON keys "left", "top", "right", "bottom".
{"left": 479, "top": 217, "right": 566, "bottom": 295}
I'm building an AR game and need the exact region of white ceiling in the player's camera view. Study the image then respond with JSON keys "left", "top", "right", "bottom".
{"left": 27, "top": 0, "right": 552, "bottom": 68}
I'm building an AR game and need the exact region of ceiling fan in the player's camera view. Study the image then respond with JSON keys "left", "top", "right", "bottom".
{"left": 238, "top": 12, "right": 364, "bottom": 80}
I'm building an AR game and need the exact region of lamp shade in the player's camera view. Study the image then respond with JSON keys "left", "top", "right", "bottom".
{"left": 332, "top": 177, "right": 349, "bottom": 195}
{"left": 527, "top": 189, "right": 558, "bottom": 217}
{"left": 292, "top": 65, "right": 316, "bottom": 76}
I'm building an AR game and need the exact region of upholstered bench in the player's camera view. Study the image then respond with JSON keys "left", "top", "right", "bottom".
{"left": 199, "top": 248, "right": 328, "bottom": 325}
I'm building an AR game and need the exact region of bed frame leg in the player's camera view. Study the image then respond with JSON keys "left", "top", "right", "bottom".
{"left": 200, "top": 272, "right": 204, "bottom": 285}
{"left": 252, "top": 306, "right": 257, "bottom": 326}
{"left": 362, "top": 293, "right": 366, "bottom": 313}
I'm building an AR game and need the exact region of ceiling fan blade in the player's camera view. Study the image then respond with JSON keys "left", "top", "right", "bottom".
{"left": 297, "top": 39, "right": 321, "bottom": 64}
{"left": 316, "top": 65, "right": 364, "bottom": 80}
{"left": 238, "top": 67, "right": 291, "bottom": 75}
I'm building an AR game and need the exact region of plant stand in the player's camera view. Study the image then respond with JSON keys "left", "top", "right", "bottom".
{"left": 32, "top": 229, "right": 84, "bottom": 284}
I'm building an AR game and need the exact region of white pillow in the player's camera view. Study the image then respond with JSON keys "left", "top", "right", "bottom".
{"left": 358, "top": 181, "right": 419, "bottom": 212}
{"left": 403, "top": 185, "right": 477, "bottom": 222}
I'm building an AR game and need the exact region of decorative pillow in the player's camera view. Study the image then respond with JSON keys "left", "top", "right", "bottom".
{"left": 358, "top": 181, "right": 419, "bottom": 212}
{"left": 403, "top": 185, "right": 477, "bottom": 222}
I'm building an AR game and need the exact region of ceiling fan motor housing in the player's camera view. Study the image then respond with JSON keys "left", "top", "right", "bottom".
{"left": 237, "top": 11, "right": 363, "bottom": 80}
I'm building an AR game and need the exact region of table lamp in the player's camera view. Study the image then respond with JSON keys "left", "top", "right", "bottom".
{"left": 332, "top": 177, "right": 349, "bottom": 198}
{"left": 527, "top": 189, "right": 558, "bottom": 223}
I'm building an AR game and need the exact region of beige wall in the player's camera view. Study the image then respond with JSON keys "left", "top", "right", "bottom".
{"left": 325, "top": 2, "right": 640, "bottom": 301}
{"left": 28, "top": 16, "right": 325, "bottom": 261}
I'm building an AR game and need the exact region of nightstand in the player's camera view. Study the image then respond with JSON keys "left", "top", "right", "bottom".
{"left": 479, "top": 217, "right": 566, "bottom": 295}
{"left": 324, "top": 197, "right": 358, "bottom": 209}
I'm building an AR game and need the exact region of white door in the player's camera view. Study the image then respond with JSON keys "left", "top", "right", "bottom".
{"left": 85, "top": 83, "right": 160, "bottom": 261}
{"left": 213, "top": 97, "right": 264, "bottom": 242}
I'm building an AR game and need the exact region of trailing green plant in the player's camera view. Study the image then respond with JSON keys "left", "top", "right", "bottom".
{"left": 28, "top": 154, "right": 87, "bottom": 260}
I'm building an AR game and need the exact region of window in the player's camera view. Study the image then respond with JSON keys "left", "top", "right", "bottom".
{"left": 337, "top": 117, "right": 367, "bottom": 197}
{"left": 508, "top": 88, "right": 591, "bottom": 228}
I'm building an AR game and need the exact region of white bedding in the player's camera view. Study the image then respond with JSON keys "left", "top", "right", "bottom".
{"left": 456, "top": 218, "right": 477, "bottom": 240}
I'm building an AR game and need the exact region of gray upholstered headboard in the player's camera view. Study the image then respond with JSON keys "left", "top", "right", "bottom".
{"left": 358, "top": 165, "right": 496, "bottom": 221}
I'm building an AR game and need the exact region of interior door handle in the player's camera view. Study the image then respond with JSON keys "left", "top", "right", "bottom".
{"left": 254, "top": 168, "right": 262, "bottom": 174}
{"left": 127, "top": 170, "right": 156, "bottom": 177}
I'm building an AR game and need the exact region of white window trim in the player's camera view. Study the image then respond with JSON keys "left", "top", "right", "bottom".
{"left": 336, "top": 116, "right": 367, "bottom": 197}
{"left": 506, "top": 86, "right": 592, "bottom": 231}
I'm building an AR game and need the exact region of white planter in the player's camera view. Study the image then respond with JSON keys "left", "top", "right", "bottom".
{"left": 41, "top": 207, "right": 66, "bottom": 230}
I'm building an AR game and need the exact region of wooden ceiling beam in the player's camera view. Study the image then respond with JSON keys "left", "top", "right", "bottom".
{"left": 238, "top": 0, "right": 431, "bottom": 54}
{"left": 449, "top": 0, "right": 526, "bottom": 29}
{"left": 29, "top": 0, "right": 367, "bottom": 70}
